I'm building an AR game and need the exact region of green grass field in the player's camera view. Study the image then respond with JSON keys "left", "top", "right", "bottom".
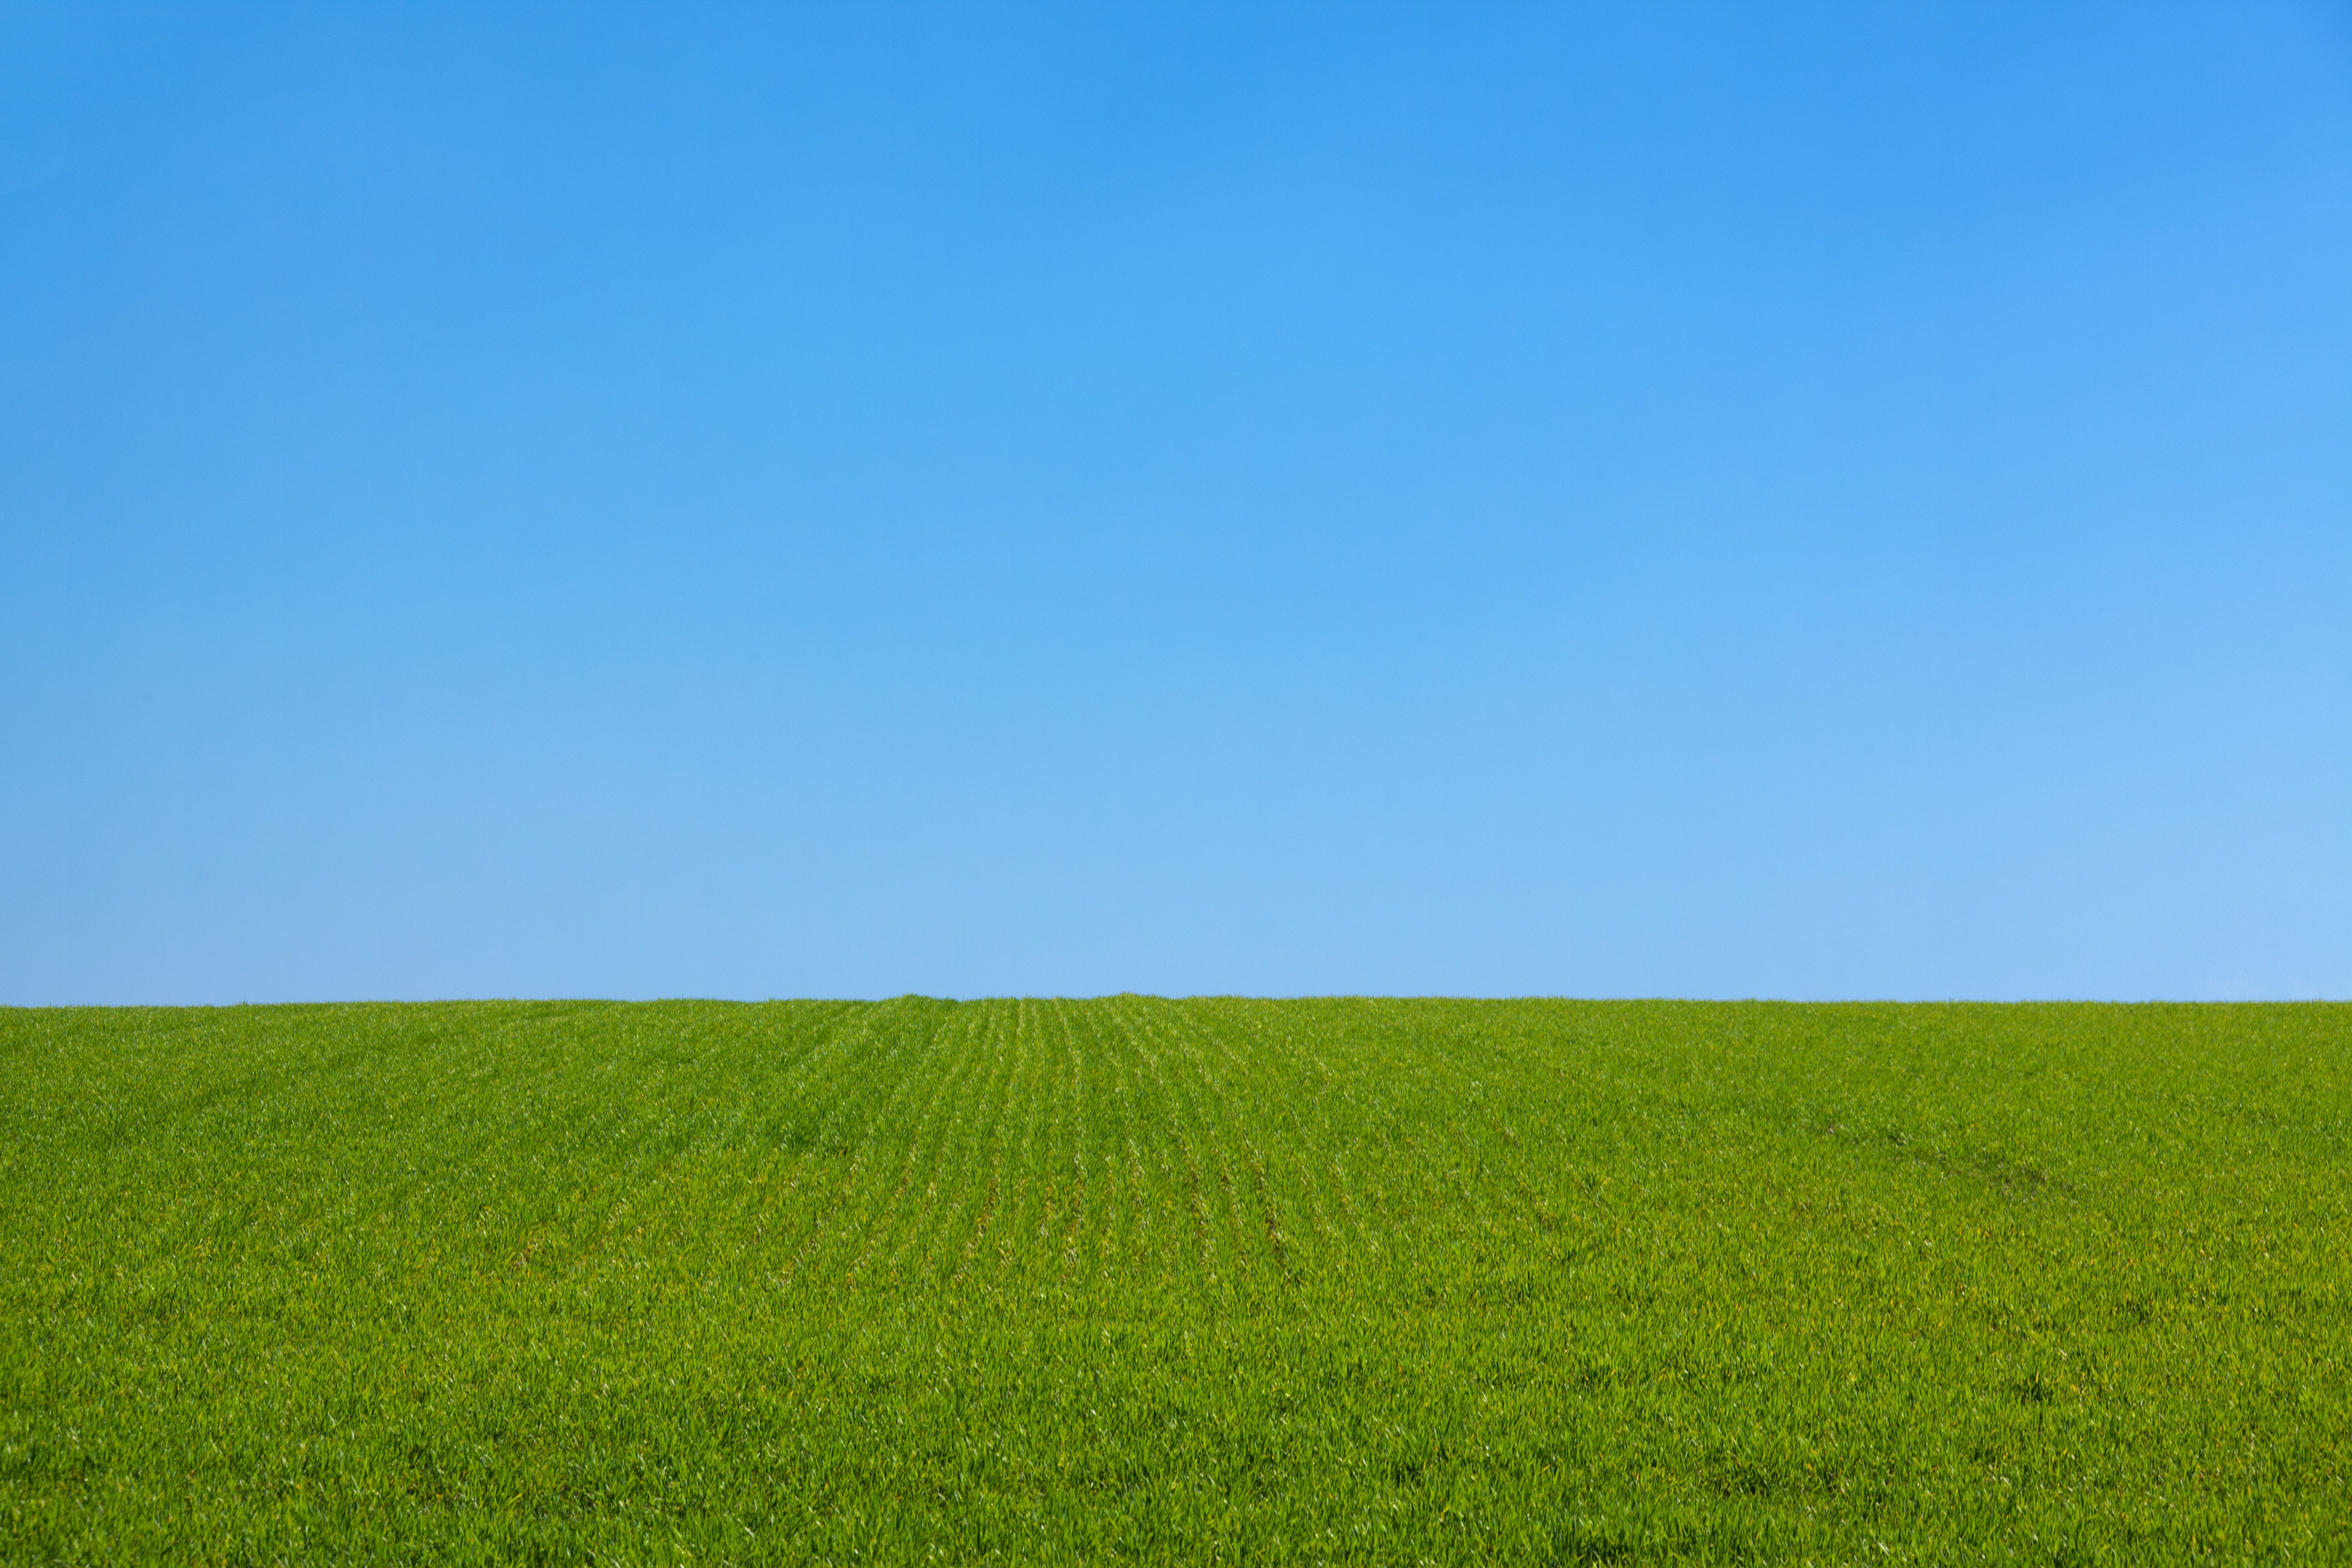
{"left": 2, "top": 999, "right": 2345, "bottom": 1563}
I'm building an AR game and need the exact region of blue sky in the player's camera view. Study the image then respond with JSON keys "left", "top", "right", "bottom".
{"left": 4, "top": 3, "right": 2347, "bottom": 1003}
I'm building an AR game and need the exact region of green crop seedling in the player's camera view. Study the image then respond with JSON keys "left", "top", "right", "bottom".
{"left": 2, "top": 999, "right": 2345, "bottom": 1562}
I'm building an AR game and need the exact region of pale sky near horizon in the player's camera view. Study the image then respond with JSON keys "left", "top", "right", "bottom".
{"left": 5, "top": 3, "right": 2348, "bottom": 1004}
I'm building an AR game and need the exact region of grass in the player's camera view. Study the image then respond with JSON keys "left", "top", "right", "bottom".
{"left": 1, "top": 997, "right": 2346, "bottom": 1563}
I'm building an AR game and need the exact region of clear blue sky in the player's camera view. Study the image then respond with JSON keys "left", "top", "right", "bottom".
{"left": 4, "top": 4, "right": 2347, "bottom": 1004}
